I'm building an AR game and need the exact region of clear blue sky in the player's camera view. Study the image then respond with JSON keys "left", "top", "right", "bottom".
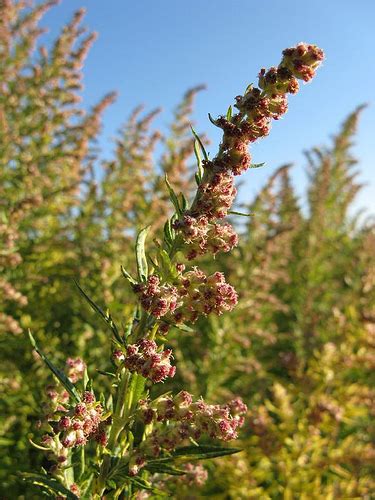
{"left": 42, "top": 0, "right": 375, "bottom": 217}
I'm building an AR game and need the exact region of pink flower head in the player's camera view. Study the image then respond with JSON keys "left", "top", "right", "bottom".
{"left": 66, "top": 357, "right": 86, "bottom": 383}
{"left": 124, "top": 340, "right": 176, "bottom": 384}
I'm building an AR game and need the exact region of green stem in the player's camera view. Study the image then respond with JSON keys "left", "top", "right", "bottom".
{"left": 95, "top": 369, "right": 131, "bottom": 496}
{"left": 78, "top": 447, "right": 85, "bottom": 480}
{"left": 64, "top": 451, "right": 74, "bottom": 488}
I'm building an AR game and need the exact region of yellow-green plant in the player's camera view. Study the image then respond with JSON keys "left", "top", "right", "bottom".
{"left": 23, "top": 31, "right": 324, "bottom": 498}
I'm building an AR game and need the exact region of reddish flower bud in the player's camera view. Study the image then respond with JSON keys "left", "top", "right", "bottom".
{"left": 124, "top": 340, "right": 176, "bottom": 384}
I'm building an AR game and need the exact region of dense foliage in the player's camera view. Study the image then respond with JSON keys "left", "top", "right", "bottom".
{"left": 0, "top": 1, "right": 374, "bottom": 498}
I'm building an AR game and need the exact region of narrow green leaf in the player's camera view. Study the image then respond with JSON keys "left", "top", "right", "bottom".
{"left": 172, "top": 445, "right": 243, "bottom": 460}
{"left": 123, "top": 309, "right": 137, "bottom": 341}
{"left": 21, "top": 473, "right": 78, "bottom": 499}
{"left": 179, "top": 192, "right": 188, "bottom": 212}
{"left": 249, "top": 162, "right": 265, "bottom": 169}
{"left": 245, "top": 82, "right": 253, "bottom": 94}
{"left": 97, "top": 370, "right": 116, "bottom": 378}
{"left": 208, "top": 113, "right": 220, "bottom": 128}
{"left": 120, "top": 266, "right": 137, "bottom": 285}
{"left": 28, "top": 438, "right": 50, "bottom": 451}
{"left": 193, "top": 139, "right": 203, "bottom": 183}
{"left": 163, "top": 219, "right": 173, "bottom": 247}
{"left": 128, "top": 373, "right": 146, "bottom": 412}
{"left": 190, "top": 126, "right": 208, "bottom": 161}
{"left": 83, "top": 367, "right": 89, "bottom": 391}
{"left": 175, "top": 323, "right": 195, "bottom": 332}
{"left": 160, "top": 320, "right": 195, "bottom": 333}
{"left": 228, "top": 210, "right": 255, "bottom": 217}
{"left": 106, "top": 479, "right": 117, "bottom": 489}
{"left": 145, "top": 463, "right": 186, "bottom": 476}
{"left": 158, "top": 249, "right": 179, "bottom": 280}
{"left": 149, "top": 445, "right": 242, "bottom": 463}
{"left": 79, "top": 474, "right": 94, "bottom": 500}
{"left": 78, "top": 446, "right": 85, "bottom": 480}
{"left": 74, "top": 281, "right": 122, "bottom": 344}
{"left": 165, "top": 174, "right": 182, "bottom": 215}
{"left": 226, "top": 105, "right": 232, "bottom": 121}
{"left": 135, "top": 226, "right": 150, "bottom": 282}
{"left": 28, "top": 330, "right": 81, "bottom": 403}
{"left": 108, "top": 469, "right": 163, "bottom": 493}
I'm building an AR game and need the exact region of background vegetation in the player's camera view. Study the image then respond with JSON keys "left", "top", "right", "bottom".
{"left": 0, "top": 1, "right": 374, "bottom": 498}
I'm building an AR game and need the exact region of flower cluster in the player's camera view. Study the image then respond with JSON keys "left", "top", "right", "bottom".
{"left": 113, "top": 339, "right": 176, "bottom": 383}
{"left": 42, "top": 384, "right": 70, "bottom": 419}
{"left": 179, "top": 463, "right": 208, "bottom": 487}
{"left": 134, "top": 46, "right": 323, "bottom": 327}
{"left": 128, "top": 392, "right": 247, "bottom": 475}
{"left": 175, "top": 268, "right": 238, "bottom": 323}
{"left": 234, "top": 43, "right": 324, "bottom": 142}
{"left": 171, "top": 43, "right": 324, "bottom": 260}
{"left": 57, "top": 391, "right": 106, "bottom": 448}
{"left": 193, "top": 170, "right": 237, "bottom": 219}
{"left": 133, "top": 267, "right": 238, "bottom": 324}
{"left": 173, "top": 215, "right": 238, "bottom": 260}
{"left": 66, "top": 357, "right": 86, "bottom": 383}
{"left": 281, "top": 43, "right": 324, "bottom": 82}
{"left": 39, "top": 358, "right": 85, "bottom": 421}
{"left": 37, "top": 365, "right": 108, "bottom": 478}
{"left": 133, "top": 276, "right": 179, "bottom": 319}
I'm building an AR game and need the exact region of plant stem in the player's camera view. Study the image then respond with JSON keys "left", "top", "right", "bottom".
{"left": 95, "top": 369, "right": 131, "bottom": 496}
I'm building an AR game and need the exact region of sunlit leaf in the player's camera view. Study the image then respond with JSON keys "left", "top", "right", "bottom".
{"left": 190, "top": 125, "right": 208, "bottom": 161}
{"left": 28, "top": 330, "right": 81, "bottom": 403}
{"left": 135, "top": 226, "right": 150, "bottom": 282}
{"left": 74, "top": 281, "right": 122, "bottom": 344}
{"left": 21, "top": 473, "right": 78, "bottom": 499}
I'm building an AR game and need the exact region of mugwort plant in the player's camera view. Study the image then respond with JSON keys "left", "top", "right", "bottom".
{"left": 26, "top": 43, "right": 324, "bottom": 498}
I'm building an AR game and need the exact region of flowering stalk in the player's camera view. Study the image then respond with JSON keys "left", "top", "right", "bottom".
{"left": 28, "top": 43, "right": 324, "bottom": 499}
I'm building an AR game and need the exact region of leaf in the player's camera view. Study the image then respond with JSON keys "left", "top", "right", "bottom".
{"left": 245, "top": 82, "right": 253, "bottom": 94}
{"left": 157, "top": 249, "right": 179, "bottom": 280}
{"left": 179, "top": 193, "right": 188, "bottom": 212}
{"left": 28, "top": 330, "right": 81, "bottom": 403}
{"left": 145, "top": 463, "right": 186, "bottom": 476}
{"left": 228, "top": 210, "right": 255, "bottom": 217}
{"left": 163, "top": 219, "right": 174, "bottom": 247}
{"left": 106, "top": 479, "right": 117, "bottom": 489}
{"left": 193, "top": 139, "right": 204, "bottom": 184}
{"left": 79, "top": 474, "right": 94, "bottom": 500}
{"left": 74, "top": 281, "right": 122, "bottom": 344}
{"left": 21, "top": 473, "right": 78, "bottom": 499}
{"left": 149, "top": 445, "right": 242, "bottom": 463}
{"left": 120, "top": 266, "right": 137, "bottom": 285}
{"left": 208, "top": 113, "right": 220, "bottom": 128}
{"left": 135, "top": 226, "right": 150, "bottom": 282}
{"left": 28, "top": 438, "right": 50, "bottom": 451}
{"left": 128, "top": 373, "right": 146, "bottom": 412}
{"left": 96, "top": 370, "right": 116, "bottom": 378}
{"left": 190, "top": 126, "right": 208, "bottom": 161}
{"left": 123, "top": 309, "right": 137, "bottom": 341}
{"left": 175, "top": 322, "right": 194, "bottom": 332}
{"left": 83, "top": 366, "right": 89, "bottom": 391}
{"left": 160, "top": 320, "right": 195, "bottom": 333}
{"left": 226, "top": 105, "right": 232, "bottom": 121}
{"left": 108, "top": 469, "right": 165, "bottom": 494}
{"left": 165, "top": 174, "right": 182, "bottom": 215}
{"left": 249, "top": 162, "right": 265, "bottom": 169}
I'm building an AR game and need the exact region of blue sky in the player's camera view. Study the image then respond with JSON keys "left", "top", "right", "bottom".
{"left": 42, "top": 0, "right": 375, "bottom": 217}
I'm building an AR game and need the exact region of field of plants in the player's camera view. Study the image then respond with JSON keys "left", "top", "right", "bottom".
{"left": 0, "top": 1, "right": 374, "bottom": 498}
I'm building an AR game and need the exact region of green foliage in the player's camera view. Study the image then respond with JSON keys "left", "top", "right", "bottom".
{"left": 0, "top": 1, "right": 374, "bottom": 498}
